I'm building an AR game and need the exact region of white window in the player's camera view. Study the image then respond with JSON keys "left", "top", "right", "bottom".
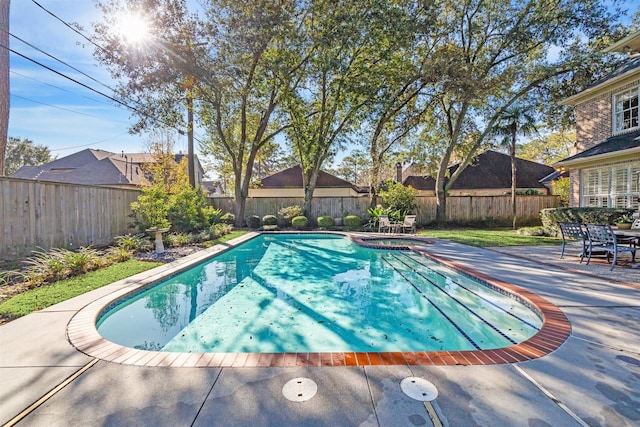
{"left": 581, "top": 162, "right": 640, "bottom": 208}
{"left": 613, "top": 87, "right": 639, "bottom": 133}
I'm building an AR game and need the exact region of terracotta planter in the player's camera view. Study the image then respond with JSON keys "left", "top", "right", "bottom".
{"left": 615, "top": 222, "right": 632, "bottom": 230}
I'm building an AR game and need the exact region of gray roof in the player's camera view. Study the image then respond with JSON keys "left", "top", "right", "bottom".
{"left": 403, "top": 150, "right": 555, "bottom": 191}
{"left": 584, "top": 55, "right": 640, "bottom": 91}
{"left": 10, "top": 148, "right": 198, "bottom": 187}
{"left": 555, "top": 130, "right": 640, "bottom": 165}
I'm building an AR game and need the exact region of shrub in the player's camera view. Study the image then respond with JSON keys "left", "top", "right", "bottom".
{"left": 104, "top": 247, "right": 132, "bottom": 263}
{"left": 204, "top": 207, "right": 222, "bottom": 225}
{"left": 540, "top": 207, "right": 634, "bottom": 235}
{"left": 246, "top": 215, "right": 261, "bottom": 229}
{"left": 130, "top": 184, "right": 171, "bottom": 231}
{"left": 262, "top": 215, "right": 278, "bottom": 226}
{"left": 344, "top": 215, "right": 362, "bottom": 230}
{"left": 317, "top": 215, "right": 334, "bottom": 229}
{"left": 220, "top": 213, "right": 236, "bottom": 225}
{"left": 291, "top": 215, "right": 308, "bottom": 230}
{"left": 278, "top": 205, "right": 303, "bottom": 226}
{"left": 114, "top": 234, "right": 152, "bottom": 252}
{"left": 164, "top": 233, "right": 192, "bottom": 247}
{"left": 63, "top": 246, "right": 102, "bottom": 274}
{"left": 211, "top": 223, "right": 233, "bottom": 238}
{"left": 379, "top": 181, "right": 417, "bottom": 221}
{"left": 167, "top": 187, "right": 211, "bottom": 233}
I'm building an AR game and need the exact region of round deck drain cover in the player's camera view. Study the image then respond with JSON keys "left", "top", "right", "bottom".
{"left": 282, "top": 377, "right": 317, "bottom": 402}
{"left": 401, "top": 377, "right": 438, "bottom": 401}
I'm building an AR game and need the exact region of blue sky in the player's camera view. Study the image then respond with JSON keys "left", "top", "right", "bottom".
{"left": 8, "top": 0, "right": 202, "bottom": 159}
{"left": 7, "top": 0, "right": 639, "bottom": 165}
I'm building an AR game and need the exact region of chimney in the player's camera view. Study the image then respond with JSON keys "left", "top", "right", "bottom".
{"left": 395, "top": 162, "right": 402, "bottom": 183}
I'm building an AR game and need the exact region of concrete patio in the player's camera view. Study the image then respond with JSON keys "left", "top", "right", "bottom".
{"left": 1, "top": 237, "right": 639, "bottom": 426}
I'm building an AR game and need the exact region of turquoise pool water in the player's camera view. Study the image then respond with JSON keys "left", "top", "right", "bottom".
{"left": 97, "top": 234, "right": 542, "bottom": 353}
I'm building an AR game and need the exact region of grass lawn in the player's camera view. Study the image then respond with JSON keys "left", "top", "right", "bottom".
{"left": 0, "top": 230, "right": 250, "bottom": 322}
{"left": 417, "top": 227, "right": 561, "bottom": 247}
{"left": 0, "top": 259, "right": 163, "bottom": 320}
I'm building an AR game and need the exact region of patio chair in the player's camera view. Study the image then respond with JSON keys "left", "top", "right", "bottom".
{"left": 585, "top": 224, "right": 636, "bottom": 270}
{"left": 378, "top": 215, "right": 393, "bottom": 233}
{"left": 400, "top": 215, "right": 417, "bottom": 234}
{"left": 557, "top": 222, "right": 587, "bottom": 262}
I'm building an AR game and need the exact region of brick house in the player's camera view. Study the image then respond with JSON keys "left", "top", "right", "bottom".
{"left": 556, "top": 30, "right": 640, "bottom": 208}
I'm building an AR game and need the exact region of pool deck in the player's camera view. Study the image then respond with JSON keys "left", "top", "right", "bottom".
{"left": 1, "top": 233, "right": 639, "bottom": 426}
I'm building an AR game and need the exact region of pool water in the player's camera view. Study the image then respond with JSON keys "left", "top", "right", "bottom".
{"left": 97, "top": 234, "right": 542, "bottom": 353}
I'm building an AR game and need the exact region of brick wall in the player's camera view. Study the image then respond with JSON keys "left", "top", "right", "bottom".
{"left": 574, "top": 78, "right": 640, "bottom": 152}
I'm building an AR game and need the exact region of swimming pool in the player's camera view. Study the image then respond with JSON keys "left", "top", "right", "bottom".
{"left": 96, "top": 233, "right": 543, "bottom": 354}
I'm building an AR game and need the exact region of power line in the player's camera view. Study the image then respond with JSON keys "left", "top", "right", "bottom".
{"left": 10, "top": 93, "right": 130, "bottom": 123}
{"left": 7, "top": 30, "right": 113, "bottom": 92}
{"left": 30, "top": 0, "right": 109, "bottom": 55}
{"left": 10, "top": 69, "right": 112, "bottom": 106}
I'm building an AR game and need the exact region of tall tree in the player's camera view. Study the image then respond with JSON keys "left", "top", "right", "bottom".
{"left": 493, "top": 106, "right": 538, "bottom": 229}
{"left": 3, "top": 137, "right": 52, "bottom": 175}
{"left": 283, "top": 0, "right": 408, "bottom": 216}
{"left": 415, "top": 0, "right": 618, "bottom": 224}
{"left": 94, "top": 0, "right": 302, "bottom": 225}
{"left": 196, "top": 0, "right": 303, "bottom": 225}
{"left": 0, "top": 0, "right": 9, "bottom": 176}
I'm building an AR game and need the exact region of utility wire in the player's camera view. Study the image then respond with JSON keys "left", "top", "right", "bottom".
{"left": 10, "top": 93, "right": 130, "bottom": 123}
{"left": 8, "top": 30, "right": 114, "bottom": 91}
{"left": 30, "top": 0, "right": 109, "bottom": 55}
{"left": 10, "top": 69, "right": 111, "bottom": 106}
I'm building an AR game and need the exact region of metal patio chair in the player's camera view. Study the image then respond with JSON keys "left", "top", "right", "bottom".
{"left": 557, "top": 222, "right": 587, "bottom": 262}
{"left": 400, "top": 215, "right": 417, "bottom": 234}
{"left": 585, "top": 224, "right": 637, "bottom": 270}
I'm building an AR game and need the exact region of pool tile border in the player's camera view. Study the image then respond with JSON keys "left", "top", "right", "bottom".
{"left": 67, "top": 232, "right": 571, "bottom": 368}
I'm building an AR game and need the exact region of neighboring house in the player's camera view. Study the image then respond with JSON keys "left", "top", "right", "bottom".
{"left": 11, "top": 148, "right": 204, "bottom": 188}
{"left": 249, "top": 165, "right": 368, "bottom": 198}
{"left": 555, "top": 30, "right": 640, "bottom": 208}
{"left": 402, "top": 150, "right": 555, "bottom": 196}
{"left": 201, "top": 180, "right": 226, "bottom": 197}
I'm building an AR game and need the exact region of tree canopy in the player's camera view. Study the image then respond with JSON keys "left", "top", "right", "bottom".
{"left": 3, "top": 137, "right": 52, "bottom": 176}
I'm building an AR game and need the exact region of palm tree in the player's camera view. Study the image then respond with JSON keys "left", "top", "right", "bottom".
{"left": 494, "top": 106, "right": 538, "bottom": 229}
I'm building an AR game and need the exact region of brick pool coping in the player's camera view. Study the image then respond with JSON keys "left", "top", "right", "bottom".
{"left": 67, "top": 232, "right": 571, "bottom": 367}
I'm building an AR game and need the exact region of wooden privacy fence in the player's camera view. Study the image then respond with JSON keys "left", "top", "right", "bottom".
{"left": 1, "top": 178, "right": 141, "bottom": 261}
{"left": 208, "top": 195, "right": 560, "bottom": 225}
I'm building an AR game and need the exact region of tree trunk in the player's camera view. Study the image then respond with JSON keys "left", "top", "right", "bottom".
{"left": 511, "top": 129, "right": 517, "bottom": 230}
{"left": 0, "top": 0, "right": 9, "bottom": 176}
{"left": 369, "top": 156, "right": 382, "bottom": 209}
{"left": 233, "top": 170, "right": 246, "bottom": 227}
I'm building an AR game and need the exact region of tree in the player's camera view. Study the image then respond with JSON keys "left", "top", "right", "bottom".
{"left": 493, "top": 106, "right": 538, "bottom": 229}
{"left": 94, "top": 0, "right": 303, "bottom": 226}
{"left": 413, "top": 0, "right": 619, "bottom": 224}
{"left": 330, "top": 149, "right": 371, "bottom": 185}
{"left": 283, "top": 0, "right": 411, "bottom": 216}
{"left": 3, "top": 137, "right": 52, "bottom": 175}
{"left": 519, "top": 129, "right": 575, "bottom": 165}
{"left": 0, "top": 0, "right": 9, "bottom": 176}
{"left": 196, "top": 0, "right": 303, "bottom": 225}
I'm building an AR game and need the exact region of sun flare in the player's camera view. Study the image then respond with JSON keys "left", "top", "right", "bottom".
{"left": 117, "top": 13, "right": 150, "bottom": 43}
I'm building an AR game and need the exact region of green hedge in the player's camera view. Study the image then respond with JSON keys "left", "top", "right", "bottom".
{"left": 246, "top": 215, "right": 261, "bottom": 229}
{"left": 292, "top": 215, "right": 308, "bottom": 230}
{"left": 262, "top": 215, "right": 278, "bottom": 226}
{"left": 317, "top": 215, "right": 334, "bottom": 229}
{"left": 344, "top": 215, "right": 361, "bottom": 230}
{"left": 540, "top": 207, "right": 634, "bottom": 236}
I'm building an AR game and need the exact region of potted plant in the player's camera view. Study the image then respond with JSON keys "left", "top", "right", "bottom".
{"left": 614, "top": 214, "right": 634, "bottom": 230}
